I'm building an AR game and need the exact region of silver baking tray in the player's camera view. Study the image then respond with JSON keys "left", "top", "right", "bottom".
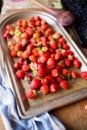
{"left": 0, "top": 9, "right": 87, "bottom": 119}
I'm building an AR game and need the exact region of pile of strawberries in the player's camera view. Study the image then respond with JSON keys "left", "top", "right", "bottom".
{"left": 3, "top": 16, "right": 87, "bottom": 99}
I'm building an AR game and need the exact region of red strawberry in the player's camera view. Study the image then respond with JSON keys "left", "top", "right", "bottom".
{"left": 10, "top": 49, "right": 17, "bottom": 57}
{"left": 55, "top": 53, "right": 62, "bottom": 61}
{"left": 26, "top": 27, "right": 33, "bottom": 36}
{"left": 53, "top": 32, "right": 61, "bottom": 39}
{"left": 73, "top": 59, "right": 81, "bottom": 68}
{"left": 68, "top": 54, "right": 75, "bottom": 61}
{"left": 30, "top": 78, "right": 41, "bottom": 89}
{"left": 56, "top": 76, "right": 63, "bottom": 83}
{"left": 49, "top": 40, "right": 57, "bottom": 49}
{"left": 62, "top": 51, "right": 68, "bottom": 57}
{"left": 56, "top": 65, "right": 62, "bottom": 71}
{"left": 64, "top": 58, "right": 71, "bottom": 67}
{"left": 26, "top": 90, "right": 37, "bottom": 99}
{"left": 22, "top": 50, "right": 30, "bottom": 59}
{"left": 18, "top": 57, "right": 24, "bottom": 65}
{"left": 41, "top": 78, "right": 49, "bottom": 85}
{"left": 59, "top": 80, "right": 68, "bottom": 90}
{"left": 16, "top": 69, "right": 25, "bottom": 79}
{"left": 51, "top": 68, "right": 60, "bottom": 77}
{"left": 40, "top": 85, "right": 49, "bottom": 95}
{"left": 71, "top": 70, "right": 78, "bottom": 79}
{"left": 62, "top": 68, "right": 70, "bottom": 77}
{"left": 50, "top": 83, "right": 57, "bottom": 93}
{"left": 22, "top": 63, "right": 30, "bottom": 72}
{"left": 27, "top": 43, "right": 34, "bottom": 50}
{"left": 50, "top": 53, "right": 55, "bottom": 59}
{"left": 15, "top": 43, "right": 22, "bottom": 51}
{"left": 14, "top": 62, "right": 20, "bottom": 69}
{"left": 29, "top": 55, "right": 37, "bottom": 62}
{"left": 41, "top": 24, "right": 48, "bottom": 30}
{"left": 45, "top": 74, "right": 56, "bottom": 84}
{"left": 58, "top": 37, "right": 66, "bottom": 44}
{"left": 47, "top": 58, "right": 56, "bottom": 69}
{"left": 39, "top": 53, "right": 49, "bottom": 63}
{"left": 67, "top": 49, "right": 74, "bottom": 55}
{"left": 63, "top": 44, "right": 69, "bottom": 50}
{"left": 37, "top": 63, "right": 48, "bottom": 78}
{"left": 80, "top": 71, "right": 87, "bottom": 80}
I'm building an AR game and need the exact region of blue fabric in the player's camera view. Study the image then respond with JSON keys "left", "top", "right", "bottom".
{"left": 0, "top": 75, "right": 66, "bottom": 130}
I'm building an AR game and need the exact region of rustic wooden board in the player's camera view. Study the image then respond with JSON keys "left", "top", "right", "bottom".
{"left": 0, "top": 9, "right": 87, "bottom": 119}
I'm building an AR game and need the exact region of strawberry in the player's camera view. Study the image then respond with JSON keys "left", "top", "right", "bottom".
{"left": 39, "top": 53, "right": 49, "bottom": 63}
{"left": 71, "top": 70, "right": 78, "bottom": 79}
{"left": 26, "top": 90, "right": 37, "bottom": 99}
{"left": 35, "top": 16, "right": 41, "bottom": 21}
{"left": 63, "top": 44, "right": 69, "bottom": 50}
{"left": 15, "top": 43, "right": 22, "bottom": 51}
{"left": 58, "top": 37, "right": 66, "bottom": 44}
{"left": 67, "top": 49, "right": 74, "bottom": 55}
{"left": 36, "top": 20, "right": 41, "bottom": 26}
{"left": 40, "top": 85, "right": 49, "bottom": 95}
{"left": 62, "top": 51, "right": 68, "bottom": 57}
{"left": 17, "top": 51, "right": 23, "bottom": 57}
{"left": 24, "top": 74, "right": 32, "bottom": 82}
{"left": 14, "top": 62, "right": 20, "bottom": 69}
{"left": 64, "top": 58, "right": 71, "bottom": 67}
{"left": 50, "top": 53, "right": 55, "bottom": 59}
{"left": 30, "top": 78, "right": 41, "bottom": 89}
{"left": 50, "top": 83, "right": 57, "bottom": 93}
{"left": 16, "top": 69, "right": 25, "bottom": 79}
{"left": 51, "top": 68, "right": 60, "bottom": 77}
{"left": 10, "top": 49, "right": 17, "bottom": 57}
{"left": 47, "top": 57, "right": 56, "bottom": 69}
{"left": 59, "top": 80, "right": 68, "bottom": 90}
{"left": 56, "top": 65, "right": 62, "bottom": 71}
{"left": 73, "top": 59, "right": 81, "bottom": 68}
{"left": 56, "top": 76, "right": 63, "bottom": 83}
{"left": 18, "top": 57, "right": 24, "bottom": 65}
{"left": 49, "top": 40, "right": 57, "bottom": 49}
{"left": 37, "top": 63, "right": 48, "bottom": 78}
{"left": 55, "top": 53, "right": 62, "bottom": 61}
{"left": 80, "top": 71, "right": 87, "bottom": 80}
{"left": 27, "top": 43, "right": 34, "bottom": 50}
{"left": 68, "top": 54, "right": 75, "bottom": 61}
{"left": 45, "top": 74, "right": 56, "bottom": 84}
{"left": 32, "top": 48, "right": 39, "bottom": 56}
{"left": 22, "top": 50, "right": 30, "bottom": 59}
{"left": 45, "top": 28, "right": 53, "bottom": 36}
{"left": 62, "top": 68, "right": 70, "bottom": 77}
{"left": 26, "top": 27, "right": 33, "bottom": 36}
{"left": 41, "top": 78, "right": 49, "bottom": 85}
{"left": 3, "top": 31, "right": 10, "bottom": 39}
{"left": 53, "top": 32, "right": 61, "bottom": 39}
{"left": 22, "top": 63, "right": 30, "bottom": 72}
{"left": 29, "top": 55, "right": 37, "bottom": 62}
{"left": 41, "top": 24, "right": 48, "bottom": 30}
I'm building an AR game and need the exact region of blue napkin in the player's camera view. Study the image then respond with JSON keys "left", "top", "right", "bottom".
{"left": 0, "top": 75, "right": 66, "bottom": 130}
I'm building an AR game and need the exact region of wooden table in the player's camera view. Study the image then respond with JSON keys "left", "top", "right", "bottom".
{"left": 0, "top": 9, "right": 87, "bottom": 130}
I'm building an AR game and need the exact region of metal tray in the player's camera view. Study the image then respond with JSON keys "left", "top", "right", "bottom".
{"left": 0, "top": 9, "right": 87, "bottom": 119}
